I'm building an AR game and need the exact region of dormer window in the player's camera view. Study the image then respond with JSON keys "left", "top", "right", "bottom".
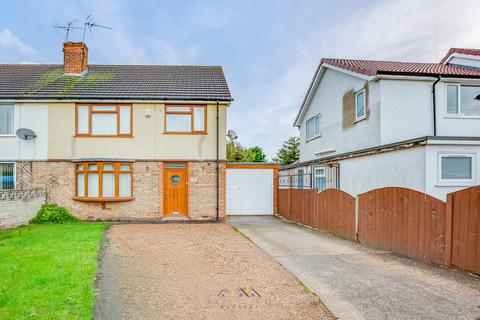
{"left": 446, "top": 84, "right": 480, "bottom": 116}
{"left": 355, "top": 89, "right": 366, "bottom": 121}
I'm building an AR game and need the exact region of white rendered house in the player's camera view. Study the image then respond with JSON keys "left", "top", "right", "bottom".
{"left": 284, "top": 48, "right": 480, "bottom": 200}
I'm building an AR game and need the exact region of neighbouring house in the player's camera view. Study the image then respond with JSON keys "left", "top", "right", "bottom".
{"left": 0, "top": 41, "right": 232, "bottom": 220}
{"left": 281, "top": 48, "right": 480, "bottom": 200}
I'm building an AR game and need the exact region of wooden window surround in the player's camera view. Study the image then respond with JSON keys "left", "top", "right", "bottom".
{"left": 75, "top": 103, "right": 133, "bottom": 137}
{"left": 164, "top": 105, "right": 207, "bottom": 134}
{"left": 73, "top": 161, "right": 134, "bottom": 205}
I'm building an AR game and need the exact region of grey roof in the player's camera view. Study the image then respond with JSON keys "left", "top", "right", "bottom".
{"left": 0, "top": 64, "right": 232, "bottom": 101}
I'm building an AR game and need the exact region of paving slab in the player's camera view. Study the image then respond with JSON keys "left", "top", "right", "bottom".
{"left": 228, "top": 216, "right": 480, "bottom": 320}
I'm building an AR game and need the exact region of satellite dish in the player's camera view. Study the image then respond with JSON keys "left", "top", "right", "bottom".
{"left": 227, "top": 129, "right": 238, "bottom": 140}
{"left": 16, "top": 128, "right": 37, "bottom": 140}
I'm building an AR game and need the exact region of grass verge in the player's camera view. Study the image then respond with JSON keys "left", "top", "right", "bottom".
{"left": 0, "top": 223, "right": 108, "bottom": 320}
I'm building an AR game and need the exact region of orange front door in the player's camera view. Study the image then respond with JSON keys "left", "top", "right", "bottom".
{"left": 163, "top": 164, "right": 188, "bottom": 217}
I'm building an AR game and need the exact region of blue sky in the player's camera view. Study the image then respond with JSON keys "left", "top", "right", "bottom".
{"left": 1, "top": 0, "right": 479, "bottom": 157}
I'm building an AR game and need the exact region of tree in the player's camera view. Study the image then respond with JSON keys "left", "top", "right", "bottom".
{"left": 272, "top": 136, "right": 300, "bottom": 166}
{"left": 226, "top": 141, "right": 267, "bottom": 162}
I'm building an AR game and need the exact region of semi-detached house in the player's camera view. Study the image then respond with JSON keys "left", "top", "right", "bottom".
{"left": 286, "top": 48, "right": 480, "bottom": 200}
{"left": 0, "top": 41, "right": 232, "bottom": 220}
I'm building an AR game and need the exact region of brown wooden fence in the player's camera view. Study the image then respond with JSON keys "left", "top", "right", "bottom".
{"left": 358, "top": 187, "right": 446, "bottom": 265}
{"left": 278, "top": 185, "right": 480, "bottom": 274}
{"left": 445, "top": 185, "right": 480, "bottom": 274}
{"left": 278, "top": 188, "right": 355, "bottom": 239}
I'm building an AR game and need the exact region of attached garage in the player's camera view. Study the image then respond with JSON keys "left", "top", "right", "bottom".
{"left": 226, "top": 163, "right": 279, "bottom": 215}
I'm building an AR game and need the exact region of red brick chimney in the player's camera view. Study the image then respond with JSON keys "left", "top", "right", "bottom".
{"left": 63, "top": 42, "right": 88, "bottom": 74}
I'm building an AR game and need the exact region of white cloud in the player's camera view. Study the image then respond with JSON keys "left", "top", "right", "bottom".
{"left": 0, "top": 28, "right": 37, "bottom": 57}
{"left": 233, "top": 0, "right": 480, "bottom": 158}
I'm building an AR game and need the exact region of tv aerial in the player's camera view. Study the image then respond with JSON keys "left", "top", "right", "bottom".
{"left": 54, "top": 19, "right": 82, "bottom": 41}
{"left": 82, "top": 15, "right": 112, "bottom": 42}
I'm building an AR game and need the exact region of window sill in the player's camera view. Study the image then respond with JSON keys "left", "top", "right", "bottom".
{"left": 72, "top": 196, "right": 135, "bottom": 203}
{"left": 353, "top": 116, "right": 367, "bottom": 124}
{"left": 74, "top": 135, "right": 134, "bottom": 138}
{"left": 0, "top": 134, "right": 16, "bottom": 138}
{"left": 306, "top": 135, "right": 321, "bottom": 142}
{"left": 163, "top": 131, "right": 208, "bottom": 135}
{"left": 442, "top": 115, "right": 480, "bottom": 119}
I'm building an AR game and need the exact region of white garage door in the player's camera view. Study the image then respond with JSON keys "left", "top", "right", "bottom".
{"left": 226, "top": 168, "right": 274, "bottom": 215}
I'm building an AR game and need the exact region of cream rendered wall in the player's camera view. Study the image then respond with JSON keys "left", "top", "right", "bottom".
{"left": 48, "top": 102, "right": 227, "bottom": 160}
{"left": 0, "top": 103, "right": 48, "bottom": 161}
{"left": 299, "top": 68, "right": 381, "bottom": 162}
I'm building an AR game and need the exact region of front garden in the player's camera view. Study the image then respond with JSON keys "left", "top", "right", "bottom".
{"left": 0, "top": 205, "right": 107, "bottom": 319}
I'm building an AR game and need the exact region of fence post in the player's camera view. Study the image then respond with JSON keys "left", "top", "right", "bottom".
{"left": 444, "top": 192, "right": 454, "bottom": 267}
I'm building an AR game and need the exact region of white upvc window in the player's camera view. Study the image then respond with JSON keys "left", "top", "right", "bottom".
{"left": 306, "top": 114, "right": 320, "bottom": 140}
{"left": 355, "top": 89, "right": 366, "bottom": 121}
{"left": 437, "top": 153, "right": 476, "bottom": 186}
{"left": 0, "top": 162, "right": 15, "bottom": 190}
{"left": 0, "top": 105, "right": 14, "bottom": 136}
{"left": 446, "top": 84, "right": 480, "bottom": 117}
{"left": 313, "top": 167, "right": 326, "bottom": 191}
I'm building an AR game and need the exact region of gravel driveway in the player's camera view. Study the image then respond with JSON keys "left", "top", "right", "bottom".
{"left": 94, "top": 223, "right": 333, "bottom": 320}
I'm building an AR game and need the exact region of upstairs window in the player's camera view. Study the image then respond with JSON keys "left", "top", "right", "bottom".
{"left": 438, "top": 154, "right": 475, "bottom": 186}
{"left": 355, "top": 89, "right": 366, "bottom": 120}
{"left": 164, "top": 105, "right": 207, "bottom": 133}
{"left": 76, "top": 104, "right": 132, "bottom": 137}
{"left": 75, "top": 162, "right": 133, "bottom": 199}
{"left": 306, "top": 115, "right": 320, "bottom": 140}
{"left": 0, "top": 105, "right": 14, "bottom": 135}
{"left": 446, "top": 84, "right": 480, "bottom": 116}
{"left": 0, "top": 163, "right": 15, "bottom": 190}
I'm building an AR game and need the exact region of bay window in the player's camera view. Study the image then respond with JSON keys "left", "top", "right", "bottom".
{"left": 0, "top": 105, "right": 14, "bottom": 135}
{"left": 446, "top": 84, "right": 480, "bottom": 116}
{"left": 75, "top": 162, "right": 133, "bottom": 200}
{"left": 165, "top": 105, "right": 207, "bottom": 133}
{"left": 76, "top": 104, "right": 132, "bottom": 136}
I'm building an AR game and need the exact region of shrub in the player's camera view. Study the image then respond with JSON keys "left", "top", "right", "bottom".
{"left": 31, "top": 204, "right": 79, "bottom": 224}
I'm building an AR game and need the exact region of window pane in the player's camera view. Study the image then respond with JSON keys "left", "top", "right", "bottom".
{"left": 460, "top": 86, "right": 480, "bottom": 116}
{"left": 102, "top": 172, "right": 115, "bottom": 197}
{"left": 447, "top": 85, "right": 459, "bottom": 114}
{"left": 119, "top": 106, "right": 131, "bottom": 134}
{"left": 87, "top": 172, "right": 99, "bottom": 197}
{"left": 0, "top": 105, "right": 14, "bottom": 135}
{"left": 441, "top": 157, "right": 472, "bottom": 179}
{"left": 92, "top": 106, "right": 116, "bottom": 111}
{"left": 166, "top": 106, "right": 191, "bottom": 112}
{"left": 306, "top": 116, "right": 319, "bottom": 139}
{"left": 166, "top": 114, "right": 191, "bottom": 132}
{"left": 119, "top": 164, "right": 131, "bottom": 171}
{"left": 0, "top": 163, "right": 15, "bottom": 190}
{"left": 356, "top": 91, "right": 365, "bottom": 118}
{"left": 88, "top": 164, "right": 98, "bottom": 170}
{"left": 119, "top": 173, "right": 131, "bottom": 197}
{"left": 103, "top": 163, "right": 114, "bottom": 171}
{"left": 77, "top": 106, "right": 89, "bottom": 134}
{"left": 92, "top": 113, "right": 117, "bottom": 135}
{"left": 76, "top": 164, "right": 84, "bottom": 171}
{"left": 193, "top": 107, "right": 205, "bottom": 131}
{"left": 76, "top": 173, "right": 84, "bottom": 197}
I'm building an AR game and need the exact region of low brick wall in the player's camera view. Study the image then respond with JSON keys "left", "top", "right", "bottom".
{"left": 0, "top": 188, "right": 46, "bottom": 229}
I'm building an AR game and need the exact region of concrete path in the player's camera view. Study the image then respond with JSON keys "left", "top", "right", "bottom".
{"left": 228, "top": 216, "right": 480, "bottom": 320}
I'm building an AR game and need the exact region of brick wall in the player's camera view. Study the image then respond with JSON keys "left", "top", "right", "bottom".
{"left": 27, "top": 160, "right": 225, "bottom": 221}
{"left": 188, "top": 161, "right": 226, "bottom": 220}
{"left": 0, "top": 188, "right": 46, "bottom": 229}
{"left": 63, "top": 42, "right": 88, "bottom": 74}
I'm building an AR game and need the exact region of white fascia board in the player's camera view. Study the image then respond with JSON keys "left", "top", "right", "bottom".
{"left": 443, "top": 53, "right": 480, "bottom": 65}
{"left": 427, "top": 139, "right": 480, "bottom": 146}
{"left": 293, "top": 64, "right": 374, "bottom": 127}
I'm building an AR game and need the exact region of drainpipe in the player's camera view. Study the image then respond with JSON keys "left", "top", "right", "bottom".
{"left": 432, "top": 76, "right": 441, "bottom": 136}
{"left": 216, "top": 100, "right": 220, "bottom": 221}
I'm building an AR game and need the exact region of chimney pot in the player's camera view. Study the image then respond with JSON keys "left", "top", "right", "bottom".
{"left": 63, "top": 42, "right": 88, "bottom": 75}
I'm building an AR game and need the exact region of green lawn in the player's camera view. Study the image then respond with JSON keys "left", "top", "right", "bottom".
{"left": 0, "top": 223, "right": 108, "bottom": 320}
